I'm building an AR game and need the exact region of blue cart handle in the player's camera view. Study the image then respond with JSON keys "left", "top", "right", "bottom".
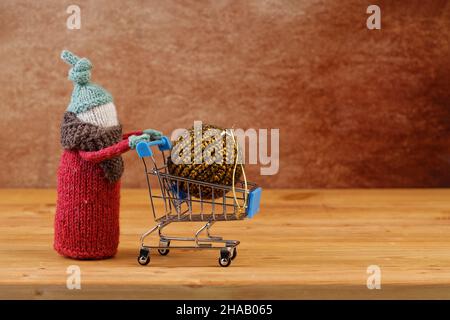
{"left": 136, "top": 136, "right": 172, "bottom": 158}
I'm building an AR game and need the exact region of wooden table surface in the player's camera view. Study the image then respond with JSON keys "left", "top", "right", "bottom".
{"left": 1, "top": 189, "right": 449, "bottom": 299}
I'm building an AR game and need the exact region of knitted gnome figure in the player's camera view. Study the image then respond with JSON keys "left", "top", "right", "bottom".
{"left": 54, "top": 50, "right": 160, "bottom": 259}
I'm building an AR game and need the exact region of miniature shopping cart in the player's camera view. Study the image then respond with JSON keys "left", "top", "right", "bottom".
{"left": 135, "top": 136, "right": 262, "bottom": 267}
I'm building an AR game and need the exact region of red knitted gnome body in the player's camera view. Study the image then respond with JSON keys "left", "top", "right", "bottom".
{"left": 54, "top": 131, "right": 141, "bottom": 259}
{"left": 55, "top": 150, "right": 120, "bottom": 259}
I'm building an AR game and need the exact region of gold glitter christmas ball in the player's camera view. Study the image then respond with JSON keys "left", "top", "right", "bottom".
{"left": 167, "top": 124, "right": 243, "bottom": 199}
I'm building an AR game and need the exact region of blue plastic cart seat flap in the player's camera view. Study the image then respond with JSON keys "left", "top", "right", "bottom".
{"left": 136, "top": 136, "right": 172, "bottom": 158}
{"left": 170, "top": 183, "right": 187, "bottom": 200}
{"left": 246, "top": 187, "right": 262, "bottom": 218}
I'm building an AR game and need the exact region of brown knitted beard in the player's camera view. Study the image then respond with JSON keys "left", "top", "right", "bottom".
{"left": 60, "top": 112, "right": 124, "bottom": 183}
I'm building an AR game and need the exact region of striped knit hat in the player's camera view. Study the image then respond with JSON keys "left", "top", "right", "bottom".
{"left": 61, "top": 50, "right": 113, "bottom": 115}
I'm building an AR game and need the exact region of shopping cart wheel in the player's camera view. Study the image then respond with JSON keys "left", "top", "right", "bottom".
{"left": 138, "top": 255, "right": 150, "bottom": 265}
{"left": 158, "top": 249, "right": 170, "bottom": 255}
{"left": 158, "top": 240, "right": 170, "bottom": 256}
{"left": 218, "top": 248, "right": 232, "bottom": 267}
{"left": 230, "top": 248, "right": 237, "bottom": 260}
{"left": 219, "top": 257, "right": 231, "bottom": 267}
{"left": 138, "top": 248, "right": 150, "bottom": 266}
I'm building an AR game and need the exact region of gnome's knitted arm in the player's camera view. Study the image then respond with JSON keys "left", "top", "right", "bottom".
{"left": 79, "top": 131, "right": 143, "bottom": 163}
{"left": 123, "top": 130, "right": 143, "bottom": 139}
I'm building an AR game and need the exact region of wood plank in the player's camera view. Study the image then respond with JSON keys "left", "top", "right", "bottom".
{"left": 0, "top": 189, "right": 449, "bottom": 299}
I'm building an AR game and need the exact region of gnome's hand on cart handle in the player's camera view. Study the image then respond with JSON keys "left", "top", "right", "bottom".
{"left": 128, "top": 134, "right": 151, "bottom": 150}
{"left": 143, "top": 129, "right": 163, "bottom": 141}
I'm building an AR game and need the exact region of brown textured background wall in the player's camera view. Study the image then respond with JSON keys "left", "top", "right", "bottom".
{"left": 0, "top": 0, "right": 449, "bottom": 188}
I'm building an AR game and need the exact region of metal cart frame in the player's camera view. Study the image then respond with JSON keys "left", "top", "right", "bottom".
{"left": 135, "top": 136, "right": 262, "bottom": 267}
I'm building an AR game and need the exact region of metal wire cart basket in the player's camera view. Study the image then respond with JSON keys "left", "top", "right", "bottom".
{"left": 135, "top": 136, "right": 262, "bottom": 267}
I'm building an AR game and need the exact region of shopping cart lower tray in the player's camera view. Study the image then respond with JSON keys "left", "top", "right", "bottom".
{"left": 135, "top": 136, "right": 262, "bottom": 267}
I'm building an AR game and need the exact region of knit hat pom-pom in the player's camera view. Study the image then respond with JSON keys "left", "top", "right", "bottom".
{"left": 68, "top": 63, "right": 91, "bottom": 85}
{"left": 61, "top": 50, "right": 92, "bottom": 85}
